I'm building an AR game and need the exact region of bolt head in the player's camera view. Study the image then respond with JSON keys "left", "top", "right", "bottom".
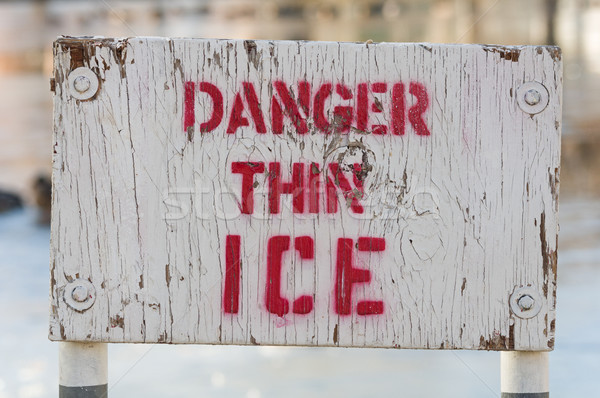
{"left": 517, "top": 294, "right": 535, "bottom": 311}
{"left": 516, "top": 82, "right": 549, "bottom": 115}
{"left": 64, "top": 278, "right": 96, "bottom": 311}
{"left": 524, "top": 89, "right": 541, "bottom": 106}
{"left": 73, "top": 75, "right": 91, "bottom": 93}
{"left": 510, "top": 286, "right": 542, "bottom": 319}
{"left": 68, "top": 67, "right": 99, "bottom": 101}
{"left": 71, "top": 285, "right": 89, "bottom": 302}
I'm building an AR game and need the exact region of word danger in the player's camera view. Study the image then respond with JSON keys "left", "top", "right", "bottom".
{"left": 224, "top": 235, "right": 386, "bottom": 317}
{"left": 184, "top": 80, "right": 431, "bottom": 135}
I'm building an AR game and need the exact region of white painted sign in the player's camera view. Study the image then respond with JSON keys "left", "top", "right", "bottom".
{"left": 50, "top": 37, "right": 561, "bottom": 351}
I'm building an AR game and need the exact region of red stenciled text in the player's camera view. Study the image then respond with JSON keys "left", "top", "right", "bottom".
{"left": 223, "top": 234, "right": 385, "bottom": 317}
{"left": 231, "top": 161, "right": 364, "bottom": 215}
{"left": 184, "top": 80, "right": 431, "bottom": 136}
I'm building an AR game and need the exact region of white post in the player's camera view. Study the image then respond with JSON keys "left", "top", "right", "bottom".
{"left": 59, "top": 342, "right": 108, "bottom": 398}
{"left": 501, "top": 351, "right": 549, "bottom": 397}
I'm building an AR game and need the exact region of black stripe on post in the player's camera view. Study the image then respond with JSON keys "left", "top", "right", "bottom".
{"left": 59, "top": 384, "right": 108, "bottom": 398}
{"left": 501, "top": 393, "right": 549, "bottom": 398}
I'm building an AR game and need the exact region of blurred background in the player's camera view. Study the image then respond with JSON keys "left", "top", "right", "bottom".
{"left": 0, "top": 1, "right": 599, "bottom": 397}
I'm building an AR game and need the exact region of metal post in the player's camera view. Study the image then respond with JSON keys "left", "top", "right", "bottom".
{"left": 59, "top": 342, "right": 108, "bottom": 398}
{"left": 501, "top": 351, "right": 549, "bottom": 398}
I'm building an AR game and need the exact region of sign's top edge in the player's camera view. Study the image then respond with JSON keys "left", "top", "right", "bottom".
{"left": 53, "top": 35, "right": 561, "bottom": 55}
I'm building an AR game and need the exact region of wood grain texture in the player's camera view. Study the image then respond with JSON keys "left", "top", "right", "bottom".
{"left": 50, "top": 37, "right": 561, "bottom": 350}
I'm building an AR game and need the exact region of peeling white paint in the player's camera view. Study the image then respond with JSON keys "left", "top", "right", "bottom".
{"left": 50, "top": 37, "right": 561, "bottom": 351}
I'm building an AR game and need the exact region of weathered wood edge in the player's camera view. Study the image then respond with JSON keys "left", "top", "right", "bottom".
{"left": 51, "top": 35, "right": 562, "bottom": 68}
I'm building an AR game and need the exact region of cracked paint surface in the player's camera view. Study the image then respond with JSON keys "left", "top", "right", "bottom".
{"left": 50, "top": 37, "right": 560, "bottom": 351}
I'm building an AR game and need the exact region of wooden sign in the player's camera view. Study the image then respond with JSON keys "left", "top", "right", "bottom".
{"left": 50, "top": 37, "right": 561, "bottom": 351}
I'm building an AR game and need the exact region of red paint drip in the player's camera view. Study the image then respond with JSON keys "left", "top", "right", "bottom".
{"left": 391, "top": 83, "right": 406, "bottom": 135}
{"left": 184, "top": 81, "right": 195, "bottom": 132}
{"left": 356, "top": 83, "right": 369, "bottom": 132}
{"left": 231, "top": 162, "right": 265, "bottom": 214}
{"left": 223, "top": 235, "right": 241, "bottom": 314}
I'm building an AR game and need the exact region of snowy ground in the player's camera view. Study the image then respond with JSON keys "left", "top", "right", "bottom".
{"left": 0, "top": 201, "right": 598, "bottom": 398}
